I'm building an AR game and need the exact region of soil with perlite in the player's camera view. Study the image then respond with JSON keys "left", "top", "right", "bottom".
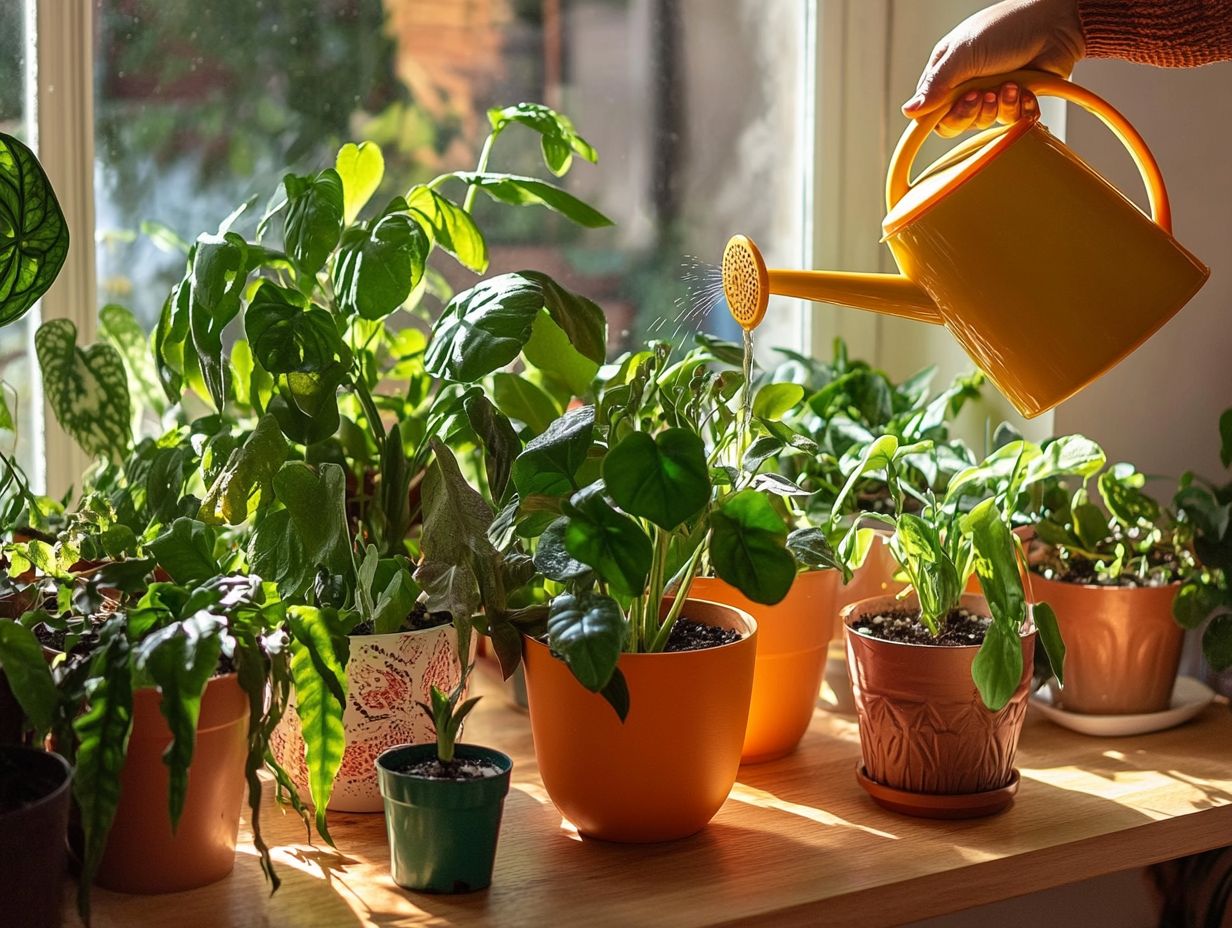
{"left": 663, "top": 619, "right": 741, "bottom": 651}
{"left": 350, "top": 601, "right": 451, "bottom": 636}
{"left": 850, "top": 606, "right": 992, "bottom": 646}
{"left": 394, "top": 756, "right": 505, "bottom": 781}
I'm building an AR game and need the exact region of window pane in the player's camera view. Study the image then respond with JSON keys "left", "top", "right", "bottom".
{"left": 94, "top": 0, "right": 805, "bottom": 351}
{"left": 0, "top": 2, "right": 39, "bottom": 483}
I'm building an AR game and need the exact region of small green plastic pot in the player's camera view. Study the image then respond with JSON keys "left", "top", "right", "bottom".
{"left": 376, "top": 743, "right": 512, "bottom": 894}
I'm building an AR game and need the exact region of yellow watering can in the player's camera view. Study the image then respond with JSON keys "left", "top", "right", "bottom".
{"left": 723, "top": 70, "right": 1209, "bottom": 418}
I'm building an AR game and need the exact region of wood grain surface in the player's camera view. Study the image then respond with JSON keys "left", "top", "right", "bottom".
{"left": 73, "top": 665, "right": 1232, "bottom": 928}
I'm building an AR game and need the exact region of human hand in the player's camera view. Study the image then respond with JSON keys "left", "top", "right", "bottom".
{"left": 902, "top": 0, "right": 1085, "bottom": 137}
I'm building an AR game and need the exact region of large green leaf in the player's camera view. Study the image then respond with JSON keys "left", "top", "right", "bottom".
{"left": 0, "top": 619, "right": 59, "bottom": 738}
{"left": 425, "top": 273, "right": 544, "bottom": 382}
{"left": 520, "top": 270, "right": 606, "bottom": 367}
{"left": 248, "top": 508, "right": 308, "bottom": 595}
{"left": 752, "top": 382, "right": 805, "bottom": 421}
{"left": 0, "top": 132, "right": 69, "bottom": 327}
{"left": 244, "top": 282, "right": 350, "bottom": 374}
{"left": 333, "top": 211, "right": 429, "bottom": 320}
{"left": 99, "top": 303, "right": 166, "bottom": 415}
{"left": 709, "top": 490, "right": 795, "bottom": 605}
{"left": 268, "top": 361, "right": 347, "bottom": 444}
{"left": 147, "top": 518, "right": 220, "bottom": 584}
{"left": 511, "top": 405, "right": 595, "bottom": 497}
{"left": 198, "top": 415, "right": 289, "bottom": 525}
{"left": 563, "top": 486, "right": 652, "bottom": 597}
{"left": 282, "top": 169, "right": 344, "bottom": 275}
{"left": 188, "top": 232, "right": 249, "bottom": 408}
{"left": 273, "top": 462, "right": 353, "bottom": 587}
{"left": 488, "top": 103, "right": 598, "bottom": 176}
{"left": 534, "top": 517, "right": 593, "bottom": 583}
{"left": 464, "top": 393, "right": 520, "bottom": 502}
{"left": 970, "top": 619, "right": 1022, "bottom": 713}
{"left": 134, "top": 616, "right": 224, "bottom": 831}
{"left": 335, "top": 141, "right": 384, "bottom": 226}
{"left": 966, "top": 498, "right": 1027, "bottom": 710}
{"left": 603, "top": 429, "right": 709, "bottom": 530}
{"left": 287, "top": 606, "right": 350, "bottom": 843}
{"left": 406, "top": 184, "right": 487, "bottom": 273}
{"left": 35, "top": 318, "right": 132, "bottom": 460}
{"left": 492, "top": 371, "right": 560, "bottom": 434}
{"left": 1033, "top": 601, "right": 1066, "bottom": 687}
{"left": 547, "top": 591, "right": 625, "bottom": 694}
{"left": 454, "top": 172, "right": 612, "bottom": 228}
{"left": 522, "top": 310, "right": 600, "bottom": 396}
{"left": 73, "top": 628, "right": 134, "bottom": 919}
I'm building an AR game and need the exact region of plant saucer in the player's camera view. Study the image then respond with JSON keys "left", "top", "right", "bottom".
{"left": 1030, "top": 676, "right": 1215, "bottom": 737}
{"left": 855, "top": 765, "right": 1019, "bottom": 819}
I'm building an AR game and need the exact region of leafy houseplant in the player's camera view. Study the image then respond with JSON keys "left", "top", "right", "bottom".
{"left": 835, "top": 434, "right": 1069, "bottom": 817}
{"left": 375, "top": 674, "right": 513, "bottom": 894}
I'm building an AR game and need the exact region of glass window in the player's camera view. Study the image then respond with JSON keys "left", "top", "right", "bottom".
{"left": 0, "top": 2, "right": 39, "bottom": 482}
{"left": 93, "top": 0, "right": 807, "bottom": 352}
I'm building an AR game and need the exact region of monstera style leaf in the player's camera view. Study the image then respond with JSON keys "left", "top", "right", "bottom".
{"left": 0, "top": 133, "right": 69, "bottom": 327}
{"left": 35, "top": 318, "right": 132, "bottom": 460}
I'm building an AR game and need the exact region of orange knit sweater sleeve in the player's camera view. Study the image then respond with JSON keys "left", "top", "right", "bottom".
{"left": 1078, "top": 0, "right": 1232, "bottom": 66}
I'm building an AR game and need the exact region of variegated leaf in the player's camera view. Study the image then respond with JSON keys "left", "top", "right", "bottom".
{"left": 35, "top": 318, "right": 132, "bottom": 460}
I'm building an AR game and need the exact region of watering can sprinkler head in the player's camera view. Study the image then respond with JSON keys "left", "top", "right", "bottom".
{"left": 722, "top": 235, "right": 769, "bottom": 331}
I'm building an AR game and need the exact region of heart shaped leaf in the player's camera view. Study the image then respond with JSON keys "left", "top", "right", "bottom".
{"left": 709, "top": 489, "right": 795, "bottom": 605}
{"left": 547, "top": 591, "right": 624, "bottom": 693}
{"left": 511, "top": 405, "right": 595, "bottom": 497}
{"left": 0, "top": 132, "right": 69, "bottom": 327}
{"left": 335, "top": 141, "right": 384, "bottom": 226}
{"left": 603, "top": 429, "right": 709, "bottom": 530}
{"left": 563, "top": 486, "right": 652, "bottom": 597}
{"left": 333, "top": 210, "right": 429, "bottom": 320}
{"left": 35, "top": 318, "right": 132, "bottom": 460}
{"left": 283, "top": 169, "right": 344, "bottom": 275}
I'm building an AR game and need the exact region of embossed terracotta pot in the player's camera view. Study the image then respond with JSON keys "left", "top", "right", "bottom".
{"left": 843, "top": 593, "right": 1035, "bottom": 800}
{"left": 96, "top": 673, "right": 249, "bottom": 893}
{"left": 1031, "top": 574, "right": 1182, "bottom": 715}
{"left": 272, "top": 623, "right": 464, "bottom": 813}
{"left": 523, "top": 599, "right": 756, "bottom": 842}
{"left": 692, "top": 571, "right": 838, "bottom": 763}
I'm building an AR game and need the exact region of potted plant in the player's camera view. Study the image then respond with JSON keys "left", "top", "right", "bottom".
{"left": 834, "top": 435, "right": 1067, "bottom": 818}
{"left": 376, "top": 673, "right": 512, "bottom": 894}
{"left": 466, "top": 337, "right": 816, "bottom": 841}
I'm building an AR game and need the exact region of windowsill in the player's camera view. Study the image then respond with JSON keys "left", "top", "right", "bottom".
{"left": 73, "top": 663, "right": 1232, "bottom": 927}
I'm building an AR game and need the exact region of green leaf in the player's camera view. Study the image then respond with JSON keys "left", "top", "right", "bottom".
{"left": 268, "top": 362, "right": 347, "bottom": 444}
{"left": 511, "top": 405, "right": 595, "bottom": 497}
{"left": 287, "top": 606, "right": 350, "bottom": 843}
{"left": 1173, "top": 580, "right": 1228, "bottom": 630}
{"left": 464, "top": 393, "right": 520, "bottom": 502}
{"left": 522, "top": 310, "right": 600, "bottom": 396}
{"left": 1032, "top": 602, "right": 1066, "bottom": 687}
{"left": 520, "top": 270, "right": 606, "bottom": 367}
{"left": 0, "top": 132, "right": 69, "bottom": 326}
{"left": 73, "top": 629, "right": 134, "bottom": 919}
{"left": 534, "top": 517, "right": 593, "bottom": 583}
{"left": 245, "top": 282, "right": 350, "bottom": 374}
{"left": 547, "top": 591, "right": 624, "bottom": 692}
{"left": 333, "top": 211, "right": 429, "bottom": 320}
{"left": 1020, "top": 434, "right": 1106, "bottom": 492}
{"left": 563, "top": 486, "right": 652, "bottom": 597}
{"left": 1203, "top": 614, "right": 1232, "bottom": 672}
{"left": 492, "top": 371, "right": 560, "bottom": 434}
{"left": 283, "top": 169, "right": 344, "bottom": 275}
{"left": 273, "top": 462, "right": 353, "bottom": 588}
{"left": 488, "top": 103, "right": 598, "bottom": 176}
{"left": 453, "top": 172, "right": 613, "bottom": 227}
{"left": 0, "top": 619, "right": 59, "bottom": 738}
{"left": 134, "top": 617, "right": 224, "bottom": 831}
{"left": 148, "top": 518, "right": 219, "bottom": 584}
{"left": 198, "top": 415, "right": 289, "bottom": 525}
{"left": 35, "top": 318, "right": 132, "bottom": 460}
{"left": 99, "top": 303, "right": 166, "bottom": 415}
{"left": 970, "top": 619, "right": 1022, "bottom": 712}
{"left": 371, "top": 563, "right": 419, "bottom": 635}
{"left": 189, "top": 232, "right": 250, "bottom": 408}
{"left": 603, "top": 429, "right": 710, "bottom": 530}
{"left": 425, "top": 273, "right": 543, "bottom": 382}
{"left": 406, "top": 185, "right": 487, "bottom": 273}
{"left": 709, "top": 490, "right": 796, "bottom": 605}
{"left": 786, "top": 527, "right": 843, "bottom": 573}
{"left": 248, "top": 508, "right": 308, "bottom": 596}
{"left": 752, "top": 382, "right": 805, "bottom": 421}
{"left": 335, "top": 141, "right": 384, "bottom": 226}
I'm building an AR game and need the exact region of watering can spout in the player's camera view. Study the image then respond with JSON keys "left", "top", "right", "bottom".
{"left": 721, "top": 235, "right": 941, "bottom": 330}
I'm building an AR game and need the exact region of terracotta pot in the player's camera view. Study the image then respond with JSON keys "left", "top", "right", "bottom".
{"left": 692, "top": 571, "right": 838, "bottom": 763}
{"left": 96, "top": 673, "right": 249, "bottom": 893}
{"left": 271, "top": 623, "right": 464, "bottom": 813}
{"left": 523, "top": 598, "right": 756, "bottom": 842}
{"left": 1031, "top": 574, "right": 1182, "bottom": 715}
{"left": 843, "top": 593, "right": 1035, "bottom": 806}
{"left": 0, "top": 747, "right": 72, "bottom": 928}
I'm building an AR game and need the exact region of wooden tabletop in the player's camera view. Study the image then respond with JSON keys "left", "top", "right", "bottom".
{"left": 77, "top": 666, "right": 1232, "bottom": 928}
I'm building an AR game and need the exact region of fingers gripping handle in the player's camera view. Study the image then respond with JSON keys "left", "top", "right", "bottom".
{"left": 885, "top": 69, "right": 1172, "bottom": 233}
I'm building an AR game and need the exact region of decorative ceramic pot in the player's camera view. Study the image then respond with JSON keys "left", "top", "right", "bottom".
{"left": 96, "top": 673, "right": 249, "bottom": 893}
{"left": 692, "top": 571, "right": 838, "bottom": 763}
{"left": 272, "top": 623, "right": 464, "bottom": 813}
{"left": 1031, "top": 574, "right": 1182, "bottom": 715}
{"left": 523, "top": 598, "right": 756, "bottom": 842}
{"left": 376, "top": 743, "right": 512, "bottom": 894}
{"left": 843, "top": 593, "right": 1034, "bottom": 818}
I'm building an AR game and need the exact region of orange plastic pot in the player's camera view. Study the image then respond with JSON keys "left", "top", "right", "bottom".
{"left": 692, "top": 571, "right": 838, "bottom": 763}
{"left": 843, "top": 593, "right": 1034, "bottom": 804}
{"left": 522, "top": 599, "right": 756, "bottom": 842}
{"left": 95, "top": 673, "right": 249, "bottom": 893}
{"left": 1031, "top": 574, "right": 1182, "bottom": 714}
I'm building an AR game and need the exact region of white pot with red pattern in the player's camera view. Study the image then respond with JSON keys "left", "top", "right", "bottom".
{"left": 271, "top": 623, "right": 467, "bottom": 813}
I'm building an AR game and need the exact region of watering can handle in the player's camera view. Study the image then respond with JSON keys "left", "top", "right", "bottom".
{"left": 886, "top": 69, "right": 1172, "bottom": 234}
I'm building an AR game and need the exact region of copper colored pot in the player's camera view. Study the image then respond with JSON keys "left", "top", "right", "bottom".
{"left": 523, "top": 599, "right": 756, "bottom": 842}
{"left": 692, "top": 570, "right": 838, "bottom": 763}
{"left": 843, "top": 593, "right": 1034, "bottom": 798}
{"left": 94, "top": 673, "right": 249, "bottom": 894}
{"left": 1031, "top": 574, "right": 1182, "bottom": 715}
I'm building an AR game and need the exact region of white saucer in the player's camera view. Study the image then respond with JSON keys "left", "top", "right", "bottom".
{"left": 1030, "top": 676, "right": 1216, "bottom": 737}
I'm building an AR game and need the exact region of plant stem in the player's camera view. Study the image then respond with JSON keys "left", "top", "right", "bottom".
{"left": 642, "top": 528, "right": 670, "bottom": 649}
{"left": 353, "top": 376, "right": 386, "bottom": 445}
{"left": 649, "top": 536, "right": 706, "bottom": 653}
{"left": 462, "top": 131, "right": 497, "bottom": 215}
